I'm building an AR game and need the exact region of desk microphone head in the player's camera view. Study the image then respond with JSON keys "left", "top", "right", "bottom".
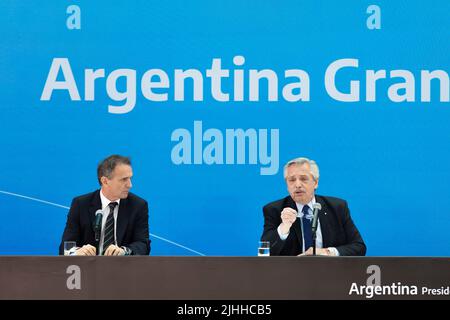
{"left": 93, "top": 209, "right": 103, "bottom": 241}
{"left": 312, "top": 203, "right": 322, "bottom": 233}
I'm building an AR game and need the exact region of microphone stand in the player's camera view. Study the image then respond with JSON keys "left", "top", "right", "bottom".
{"left": 93, "top": 210, "right": 103, "bottom": 256}
{"left": 94, "top": 226, "right": 100, "bottom": 256}
{"left": 312, "top": 230, "right": 317, "bottom": 256}
{"left": 311, "top": 203, "right": 321, "bottom": 256}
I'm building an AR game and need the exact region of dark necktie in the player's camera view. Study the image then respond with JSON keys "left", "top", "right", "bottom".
{"left": 301, "top": 205, "right": 313, "bottom": 252}
{"left": 103, "top": 202, "right": 118, "bottom": 255}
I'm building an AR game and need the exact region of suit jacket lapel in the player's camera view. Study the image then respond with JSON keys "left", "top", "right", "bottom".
{"left": 315, "top": 195, "right": 330, "bottom": 247}
{"left": 89, "top": 190, "right": 102, "bottom": 233}
{"left": 116, "top": 198, "right": 129, "bottom": 246}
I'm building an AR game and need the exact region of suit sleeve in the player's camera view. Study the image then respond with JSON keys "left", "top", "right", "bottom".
{"left": 128, "top": 200, "right": 150, "bottom": 255}
{"left": 59, "top": 198, "right": 81, "bottom": 255}
{"left": 335, "top": 201, "right": 366, "bottom": 256}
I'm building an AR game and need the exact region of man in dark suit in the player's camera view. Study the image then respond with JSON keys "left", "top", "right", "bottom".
{"left": 59, "top": 155, "right": 150, "bottom": 255}
{"left": 261, "top": 157, "right": 366, "bottom": 256}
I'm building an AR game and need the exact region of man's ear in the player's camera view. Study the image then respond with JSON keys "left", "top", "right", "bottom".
{"left": 314, "top": 179, "right": 319, "bottom": 190}
{"left": 100, "top": 176, "right": 108, "bottom": 186}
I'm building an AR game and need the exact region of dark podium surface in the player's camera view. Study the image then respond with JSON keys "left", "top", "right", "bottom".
{"left": 0, "top": 256, "right": 449, "bottom": 300}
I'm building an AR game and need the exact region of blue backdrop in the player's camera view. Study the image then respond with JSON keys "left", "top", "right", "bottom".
{"left": 1, "top": 1, "right": 449, "bottom": 256}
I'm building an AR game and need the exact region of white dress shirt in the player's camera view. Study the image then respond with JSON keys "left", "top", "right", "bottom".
{"left": 99, "top": 190, "right": 121, "bottom": 255}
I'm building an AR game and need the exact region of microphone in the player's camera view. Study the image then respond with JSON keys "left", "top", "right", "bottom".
{"left": 93, "top": 209, "right": 103, "bottom": 242}
{"left": 311, "top": 203, "right": 322, "bottom": 234}
{"left": 311, "top": 203, "right": 321, "bottom": 256}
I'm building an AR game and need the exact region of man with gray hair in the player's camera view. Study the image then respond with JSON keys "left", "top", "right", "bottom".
{"left": 261, "top": 157, "right": 366, "bottom": 256}
{"left": 59, "top": 155, "right": 150, "bottom": 256}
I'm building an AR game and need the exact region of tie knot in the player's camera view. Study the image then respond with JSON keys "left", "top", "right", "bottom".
{"left": 302, "top": 205, "right": 310, "bottom": 217}
{"left": 108, "top": 202, "right": 118, "bottom": 211}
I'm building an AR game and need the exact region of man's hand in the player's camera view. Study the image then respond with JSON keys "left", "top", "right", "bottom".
{"left": 103, "top": 244, "right": 125, "bottom": 256}
{"left": 279, "top": 207, "right": 298, "bottom": 235}
{"left": 75, "top": 244, "right": 96, "bottom": 256}
{"left": 298, "top": 247, "right": 334, "bottom": 256}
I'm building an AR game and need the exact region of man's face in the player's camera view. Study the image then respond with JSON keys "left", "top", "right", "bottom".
{"left": 285, "top": 162, "right": 318, "bottom": 204}
{"left": 101, "top": 164, "right": 133, "bottom": 200}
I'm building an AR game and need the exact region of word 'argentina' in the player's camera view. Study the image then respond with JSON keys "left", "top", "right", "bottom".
{"left": 171, "top": 121, "right": 279, "bottom": 175}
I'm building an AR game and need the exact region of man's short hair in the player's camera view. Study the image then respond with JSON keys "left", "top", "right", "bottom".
{"left": 283, "top": 157, "right": 320, "bottom": 181}
{"left": 97, "top": 155, "right": 131, "bottom": 185}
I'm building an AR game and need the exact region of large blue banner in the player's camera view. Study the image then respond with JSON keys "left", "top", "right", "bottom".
{"left": 1, "top": 1, "right": 449, "bottom": 256}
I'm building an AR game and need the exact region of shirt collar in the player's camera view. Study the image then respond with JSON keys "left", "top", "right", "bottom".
{"left": 295, "top": 197, "right": 316, "bottom": 218}
{"left": 100, "top": 189, "right": 121, "bottom": 211}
